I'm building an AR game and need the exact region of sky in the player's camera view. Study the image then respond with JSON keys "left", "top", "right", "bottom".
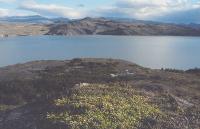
{"left": 0, "top": 0, "right": 200, "bottom": 23}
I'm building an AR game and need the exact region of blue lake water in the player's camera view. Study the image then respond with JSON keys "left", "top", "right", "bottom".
{"left": 0, "top": 35, "right": 200, "bottom": 69}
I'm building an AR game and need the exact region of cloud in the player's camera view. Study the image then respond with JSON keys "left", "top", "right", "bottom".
{"left": 0, "top": 8, "right": 10, "bottom": 16}
{"left": 0, "top": 7, "right": 31, "bottom": 17}
{"left": 0, "top": 0, "right": 16, "bottom": 3}
{"left": 77, "top": 4, "right": 85, "bottom": 8}
{"left": 116, "top": 0, "right": 189, "bottom": 8}
{"left": 1, "top": 0, "right": 200, "bottom": 23}
{"left": 92, "top": 0, "right": 200, "bottom": 23}
{"left": 98, "top": 0, "right": 190, "bottom": 18}
{"left": 19, "top": 1, "right": 84, "bottom": 19}
{"left": 154, "top": 7, "right": 200, "bottom": 23}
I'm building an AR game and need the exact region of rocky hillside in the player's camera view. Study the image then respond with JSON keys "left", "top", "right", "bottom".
{"left": 47, "top": 17, "right": 200, "bottom": 36}
{"left": 0, "top": 58, "right": 199, "bottom": 129}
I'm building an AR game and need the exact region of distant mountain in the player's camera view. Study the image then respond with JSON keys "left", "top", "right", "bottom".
{"left": 0, "top": 15, "right": 69, "bottom": 24}
{"left": 1, "top": 16, "right": 200, "bottom": 36}
{"left": 106, "top": 17, "right": 163, "bottom": 25}
{"left": 50, "top": 17, "right": 70, "bottom": 24}
{"left": 186, "top": 23, "right": 200, "bottom": 29}
{"left": 47, "top": 17, "right": 200, "bottom": 36}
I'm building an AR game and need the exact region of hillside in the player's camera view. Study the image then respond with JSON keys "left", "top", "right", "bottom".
{"left": 0, "top": 23, "right": 49, "bottom": 37}
{"left": 1, "top": 17, "right": 200, "bottom": 37}
{"left": 47, "top": 17, "right": 200, "bottom": 36}
{"left": 0, "top": 58, "right": 199, "bottom": 129}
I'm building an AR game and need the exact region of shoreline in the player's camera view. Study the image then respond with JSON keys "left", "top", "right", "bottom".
{"left": 0, "top": 59, "right": 199, "bottom": 72}
{"left": 0, "top": 58, "right": 200, "bottom": 73}
{"left": 2, "top": 33, "right": 200, "bottom": 38}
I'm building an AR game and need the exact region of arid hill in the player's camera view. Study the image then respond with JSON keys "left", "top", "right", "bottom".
{"left": 47, "top": 17, "right": 200, "bottom": 36}
{"left": 0, "top": 23, "right": 49, "bottom": 37}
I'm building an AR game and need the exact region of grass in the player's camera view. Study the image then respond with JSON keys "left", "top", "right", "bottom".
{"left": 47, "top": 84, "right": 161, "bottom": 129}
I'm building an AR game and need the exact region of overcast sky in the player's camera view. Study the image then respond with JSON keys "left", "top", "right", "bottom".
{"left": 0, "top": 0, "right": 200, "bottom": 23}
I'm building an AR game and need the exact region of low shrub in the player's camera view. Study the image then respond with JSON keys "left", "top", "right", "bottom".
{"left": 47, "top": 84, "right": 160, "bottom": 129}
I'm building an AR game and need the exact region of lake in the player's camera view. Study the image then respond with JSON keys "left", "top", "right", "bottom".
{"left": 0, "top": 35, "right": 200, "bottom": 70}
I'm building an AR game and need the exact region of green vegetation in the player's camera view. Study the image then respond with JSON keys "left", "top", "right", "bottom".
{"left": 1, "top": 59, "right": 200, "bottom": 129}
{"left": 47, "top": 84, "right": 160, "bottom": 129}
{"left": 0, "top": 104, "right": 18, "bottom": 111}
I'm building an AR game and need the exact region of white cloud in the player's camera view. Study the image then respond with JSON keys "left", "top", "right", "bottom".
{"left": 0, "top": 8, "right": 31, "bottom": 17}
{"left": 0, "top": 0, "right": 16, "bottom": 3}
{"left": 99, "top": 0, "right": 193, "bottom": 19}
{"left": 0, "top": 8, "right": 10, "bottom": 16}
{"left": 1, "top": 0, "right": 200, "bottom": 23}
{"left": 19, "top": 1, "right": 84, "bottom": 19}
{"left": 92, "top": 0, "right": 200, "bottom": 23}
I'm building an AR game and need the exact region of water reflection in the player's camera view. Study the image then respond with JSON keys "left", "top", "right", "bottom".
{"left": 0, "top": 36, "right": 200, "bottom": 69}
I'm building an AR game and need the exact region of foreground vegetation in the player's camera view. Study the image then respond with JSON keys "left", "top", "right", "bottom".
{"left": 0, "top": 58, "right": 199, "bottom": 129}
{"left": 47, "top": 84, "right": 160, "bottom": 129}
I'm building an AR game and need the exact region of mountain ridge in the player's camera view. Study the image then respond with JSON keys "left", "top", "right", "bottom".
{"left": 1, "top": 15, "right": 200, "bottom": 25}
{"left": 0, "top": 15, "right": 70, "bottom": 24}
{"left": 1, "top": 16, "right": 200, "bottom": 36}
{"left": 47, "top": 17, "right": 200, "bottom": 36}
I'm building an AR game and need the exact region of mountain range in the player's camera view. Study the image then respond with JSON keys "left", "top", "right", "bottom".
{"left": 47, "top": 17, "right": 200, "bottom": 36}
{"left": 0, "top": 15, "right": 69, "bottom": 24}
{"left": 1, "top": 16, "right": 200, "bottom": 36}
